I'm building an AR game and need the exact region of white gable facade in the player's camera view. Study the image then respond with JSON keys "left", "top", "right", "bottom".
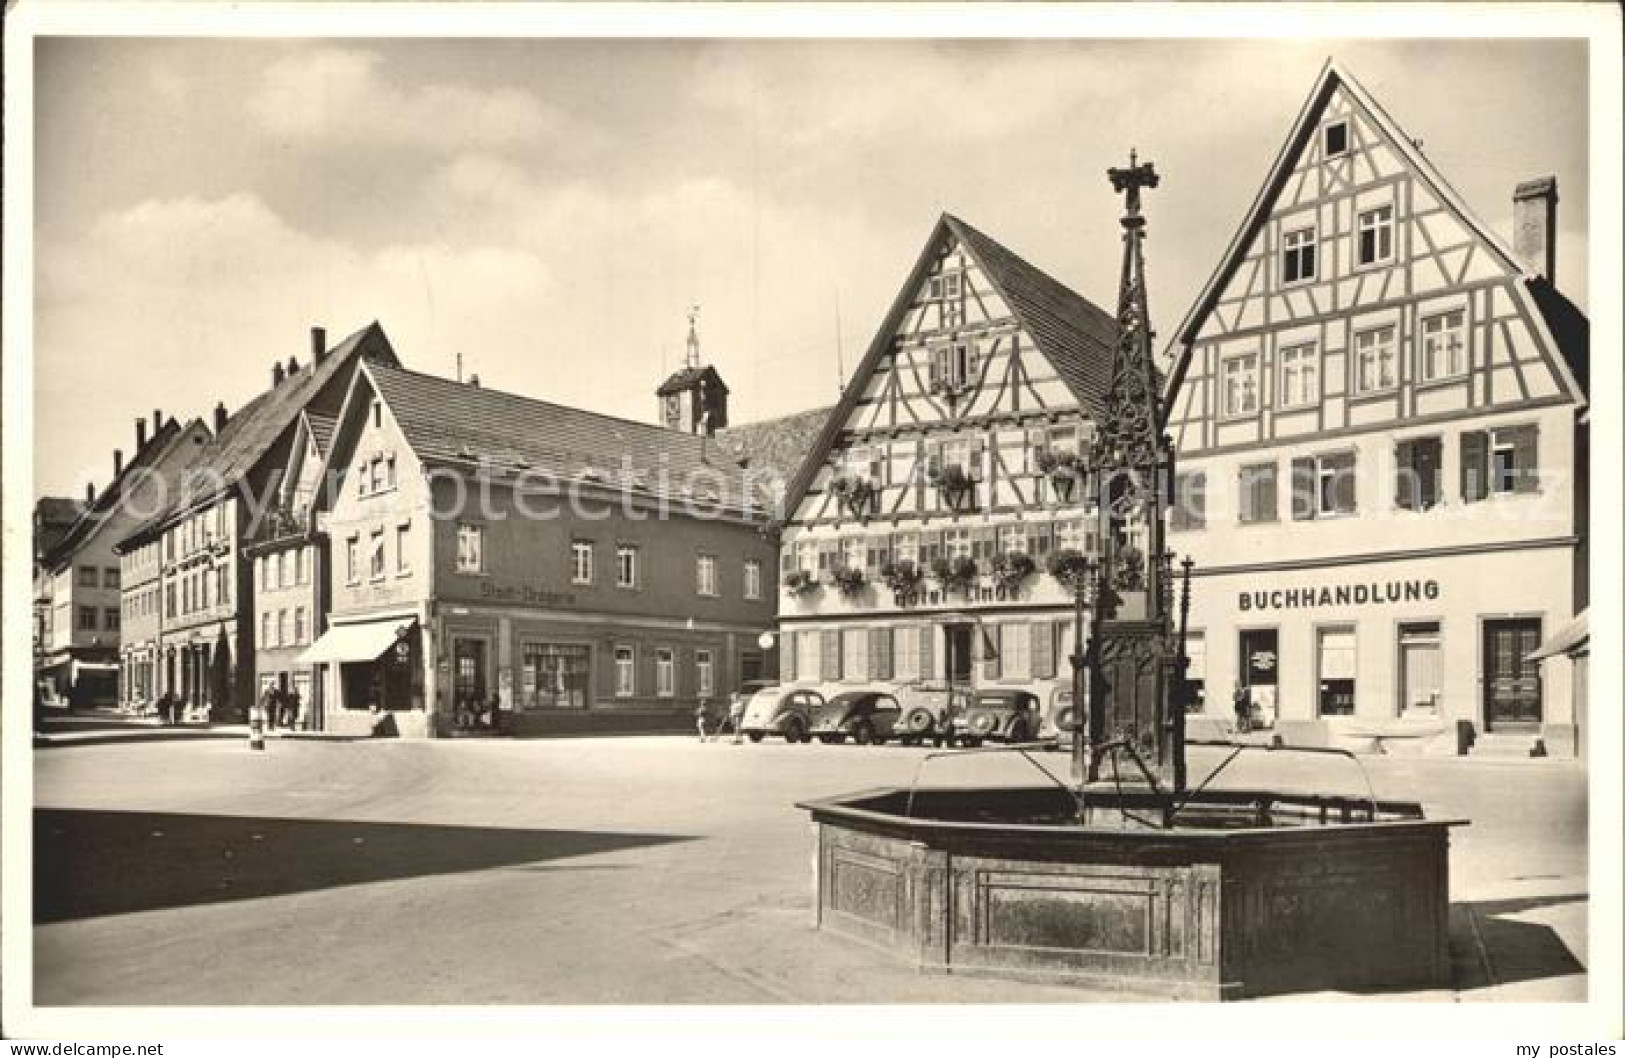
{"left": 1162, "top": 65, "right": 1588, "bottom": 757}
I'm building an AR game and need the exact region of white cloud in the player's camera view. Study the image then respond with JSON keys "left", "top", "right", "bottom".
{"left": 248, "top": 46, "right": 571, "bottom": 154}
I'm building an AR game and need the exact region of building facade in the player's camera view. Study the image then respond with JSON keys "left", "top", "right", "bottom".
{"left": 245, "top": 410, "right": 336, "bottom": 726}
{"left": 775, "top": 214, "right": 1117, "bottom": 726}
{"left": 1161, "top": 62, "right": 1589, "bottom": 756}
{"left": 305, "top": 360, "right": 779, "bottom": 738}
{"left": 35, "top": 412, "right": 211, "bottom": 708}
{"left": 115, "top": 323, "right": 400, "bottom": 721}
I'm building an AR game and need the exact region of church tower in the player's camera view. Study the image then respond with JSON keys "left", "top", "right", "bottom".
{"left": 657, "top": 307, "right": 730, "bottom": 436}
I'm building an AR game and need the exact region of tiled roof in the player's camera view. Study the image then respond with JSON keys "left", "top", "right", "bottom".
{"left": 715, "top": 406, "right": 835, "bottom": 509}
{"left": 365, "top": 363, "right": 768, "bottom": 516}
{"left": 945, "top": 214, "right": 1119, "bottom": 414}
{"left": 129, "top": 322, "right": 394, "bottom": 543}
{"left": 655, "top": 364, "right": 729, "bottom": 396}
{"left": 43, "top": 418, "right": 184, "bottom": 567}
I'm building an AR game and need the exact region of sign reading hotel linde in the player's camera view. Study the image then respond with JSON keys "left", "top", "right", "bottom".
{"left": 478, "top": 581, "right": 578, "bottom": 607}
{"left": 1239, "top": 578, "right": 1441, "bottom": 612}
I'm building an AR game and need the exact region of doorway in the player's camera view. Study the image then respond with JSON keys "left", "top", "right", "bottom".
{"left": 453, "top": 637, "right": 489, "bottom": 715}
{"left": 945, "top": 625, "right": 974, "bottom": 684}
{"left": 1239, "top": 627, "right": 1279, "bottom": 728}
{"left": 1483, "top": 618, "right": 1542, "bottom": 730}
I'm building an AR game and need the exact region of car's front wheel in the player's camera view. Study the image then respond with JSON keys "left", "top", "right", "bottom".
{"left": 962, "top": 735, "right": 983, "bottom": 748}
{"left": 783, "top": 718, "right": 807, "bottom": 743}
{"left": 747, "top": 732, "right": 764, "bottom": 743}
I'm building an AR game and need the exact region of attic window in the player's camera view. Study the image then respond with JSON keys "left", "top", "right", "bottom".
{"left": 1323, "top": 121, "right": 1349, "bottom": 158}
{"left": 372, "top": 401, "right": 382, "bottom": 428}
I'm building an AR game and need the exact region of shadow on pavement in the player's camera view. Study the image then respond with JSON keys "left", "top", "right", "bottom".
{"left": 35, "top": 730, "right": 248, "bottom": 749}
{"left": 1451, "top": 892, "right": 1587, "bottom": 992}
{"left": 35, "top": 808, "right": 693, "bottom": 924}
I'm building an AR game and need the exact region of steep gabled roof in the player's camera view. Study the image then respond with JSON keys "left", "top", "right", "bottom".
{"left": 42, "top": 417, "right": 184, "bottom": 568}
{"left": 781, "top": 213, "right": 1118, "bottom": 518}
{"left": 1162, "top": 58, "right": 1588, "bottom": 410}
{"left": 354, "top": 362, "right": 769, "bottom": 517}
{"left": 119, "top": 321, "right": 397, "bottom": 548}
{"left": 656, "top": 364, "right": 730, "bottom": 396}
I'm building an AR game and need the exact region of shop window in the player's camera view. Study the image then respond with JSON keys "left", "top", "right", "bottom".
{"left": 655, "top": 648, "right": 675, "bottom": 697}
{"left": 1395, "top": 437, "right": 1443, "bottom": 511}
{"left": 1352, "top": 325, "right": 1398, "bottom": 394}
{"left": 1418, "top": 310, "right": 1467, "bottom": 382}
{"left": 1317, "top": 626, "right": 1357, "bottom": 716}
{"left": 1238, "top": 462, "right": 1278, "bottom": 524}
{"left": 456, "top": 523, "right": 484, "bottom": 573}
{"left": 1183, "top": 632, "right": 1207, "bottom": 712}
{"left": 1398, "top": 622, "right": 1443, "bottom": 716}
{"left": 1239, "top": 628, "right": 1279, "bottom": 729}
{"left": 1461, "top": 425, "right": 1539, "bottom": 500}
{"left": 614, "top": 646, "right": 635, "bottom": 698}
{"left": 744, "top": 559, "right": 762, "bottom": 600}
{"left": 571, "top": 541, "right": 594, "bottom": 585}
{"left": 1356, "top": 205, "right": 1395, "bottom": 266}
{"left": 696, "top": 650, "right": 715, "bottom": 698}
{"left": 523, "top": 644, "right": 590, "bottom": 709}
{"left": 1281, "top": 227, "right": 1317, "bottom": 285}
{"left": 1170, "top": 470, "right": 1206, "bottom": 532}
{"left": 1221, "top": 353, "right": 1259, "bottom": 416}
{"left": 1277, "top": 342, "right": 1319, "bottom": 408}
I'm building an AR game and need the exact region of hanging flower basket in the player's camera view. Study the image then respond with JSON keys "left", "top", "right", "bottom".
{"left": 930, "top": 464, "right": 976, "bottom": 510}
{"left": 990, "top": 551, "right": 1036, "bottom": 594}
{"left": 1046, "top": 549, "right": 1095, "bottom": 597}
{"left": 827, "top": 473, "right": 876, "bottom": 519}
{"left": 782, "top": 570, "right": 819, "bottom": 596}
{"left": 880, "top": 558, "right": 924, "bottom": 604}
{"left": 1035, "top": 448, "right": 1084, "bottom": 502}
{"left": 929, "top": 555, "right": 978, "bottom": 596}
{"left": 830, "top": 566, "right": 868, "bottom": 599}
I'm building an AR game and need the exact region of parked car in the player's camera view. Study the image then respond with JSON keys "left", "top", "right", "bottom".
{"left": 809, "top": 691, "right": 902, "bottom": 745}
{"left": 739, "top": 686, "right": 825, "bottom": 743}
{"left": 723, "top": 679, "right": 775, "bottom": 735}
{"left": 951, "top": 689, "right": 1044, "bottom": 747}
{"left": 892, "top": 684, "right": 974, "bottom": 747}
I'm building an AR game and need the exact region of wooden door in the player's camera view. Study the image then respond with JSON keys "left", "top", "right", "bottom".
{"left": 1483, "top": 619, "right": 1542, "bottom": 729}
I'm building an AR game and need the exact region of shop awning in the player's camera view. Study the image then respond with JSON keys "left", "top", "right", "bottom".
{"left": 72, "top": 661, "right": 120, "bottom": 674}
{"left": 299, "top": 619, "right": 414, "bottom": 665}
{"left": 1528, "top": 609, "right": 1589, "bottom": 661}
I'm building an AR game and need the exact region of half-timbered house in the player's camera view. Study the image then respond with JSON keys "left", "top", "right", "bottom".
{"left": 1161, "top": 61, "right": 1589, "bottom": 757}
{"left": 776, "top": 214, "right": 1117, "bottom": 727}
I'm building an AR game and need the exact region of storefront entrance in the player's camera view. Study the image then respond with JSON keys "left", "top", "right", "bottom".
{"left": 1484, "top": 618, "right": 1542, "bottom": 730}
{"left": 453, "top": 637, "right": 489, "bottom": 717}
{"left": 1239, "top": 628, "right": 1279, "bottom": 728}
{"left": 945, "top": 625, "right": 974, "bottom": 684}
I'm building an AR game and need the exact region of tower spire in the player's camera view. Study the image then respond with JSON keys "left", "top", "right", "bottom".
{"left": 685, "top": 304, "right": 702, "bottom": 370}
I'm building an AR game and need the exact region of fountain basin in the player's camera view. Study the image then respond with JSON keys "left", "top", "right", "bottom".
{"left": 798, "top": 785, "right": 1463, "bottom": 1001}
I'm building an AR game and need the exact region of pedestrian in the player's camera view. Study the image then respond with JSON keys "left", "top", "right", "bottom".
{"left": 283, "top": 687, "right": 302, "bottom": 730}
{"left": 695, "top": 700, "right": 710, "bottom": 743}
{"left": 487, "top": 692, "right": 502, "bottom": 733}
{"left": 729, "top": 692, "right": 748, "bottom": 745}
{"left": 261, "top": 684, "right": 281, "bottom": 733}
{"left": 1232, "top": 683, "right": 1251, "bottom": 735}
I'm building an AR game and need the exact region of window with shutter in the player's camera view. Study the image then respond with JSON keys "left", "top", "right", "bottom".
{"left": 1032, "top": 622, "right": 1056, "bottom": 679}
{"left": 1503, "top": 425, "right": 1540, "bottom": 494}
{"left": 1290, "top": 457, "right": 1318, "bottom": 520}
{"left": 981, "top": 625, "right": 1001, "bottom": 681}
{"left": 822, "top": 630, "right": 842, "bottom": 681}
{"left": 842, "top": 628, "right": 868, "bottom": 683}
{"left": 1001, "top": 624, "right": 1031, "bottom": 680}
{"left": 800, "top": 630, "right": 821, "bottom": 681}
{"left": 782, "top": 633, "right": 797, "bottom": 682}
{"left": 1395, "top": 437, "right": 1442, "bottom": 511}
{"left": 919, "top": 625, "right": 935, "bottom": 680}
{"left": 869, "top": 627, "right": 892, "bottom": 681}
{"left": 1460, "top": 430, "right": 1490, "bottom": 502}
{"left": 1239, "top": 463, "right": 1278, "bottom": 523}
{"left": 893, "top": 626, "right": 919, "bottom": 680}
{"left": 1170, "top": 471, "right": 1206, "bottom": 531}
{"left": 1320, "top": 451, "right": 1357, "bottom": 515}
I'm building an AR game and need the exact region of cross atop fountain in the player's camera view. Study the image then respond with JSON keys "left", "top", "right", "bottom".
{"left": 1108, "top": 148, "right": 1160, "bottom": 226}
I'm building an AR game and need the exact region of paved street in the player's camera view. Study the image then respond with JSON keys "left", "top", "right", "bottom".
{"left": 32, "top": 725, "right": 1587, "bottom": 1005}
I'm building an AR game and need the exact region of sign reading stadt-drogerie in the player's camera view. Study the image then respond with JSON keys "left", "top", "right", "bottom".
{"left": 1239, "top": 579, "right": 1441, "bottom": 612}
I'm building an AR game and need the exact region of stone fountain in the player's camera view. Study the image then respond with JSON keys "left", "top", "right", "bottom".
{"left": 797, "top": 155, "right": 1463, "bottom": 1001}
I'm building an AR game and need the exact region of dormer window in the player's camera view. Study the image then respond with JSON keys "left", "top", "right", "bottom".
{"left": 372, "top": 401, "right": 382, "bottom": 428}
{"left": 1323, "top": 121, "right": 1349, "bottom": 158}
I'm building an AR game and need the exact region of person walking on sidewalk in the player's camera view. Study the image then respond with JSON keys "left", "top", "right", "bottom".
{"left": 1232, "top": 683, "right": 1251, "bottom": 736}
{"left": 695, "top": 700, "right": 710, "bottom": 743}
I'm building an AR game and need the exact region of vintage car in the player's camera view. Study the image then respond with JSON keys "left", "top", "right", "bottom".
{"left": 809, "top": 691, "right": 902, "bottom": 745}
{"left": 739, "top": 686, "right": 825, "bottom": 743}
{"left": 892, "top": 684, "right": 974, "bottom": 747}
{"left": 950, "top": 689, "right": 1044, "bottom": 746}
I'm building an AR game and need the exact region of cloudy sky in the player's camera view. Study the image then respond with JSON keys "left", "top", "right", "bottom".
{"left": 32, "top": 34, "right": 1588, "bottom": 498}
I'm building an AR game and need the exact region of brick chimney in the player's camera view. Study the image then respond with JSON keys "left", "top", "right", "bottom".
{"left": 86, "top": 482, "right": 95, "bottom": 504}
{"left": 114, "top": 449, "right": 124, "bottom": 477}
{"left": 136, "top": 417, "right": 148, "bottom": 449}
{"left": 311, "top": 326, "right": 327, "bottom": 365}
{"left": 214, "top": 401, "right": 228, "bottom": 432}
{"left": 469, "top": 374, "right": 481, "bottom": 388}
{"left": 273, "top": 361, "right": 286, "bottom": 387}
{"left": 152, "top": 408, "right": 163, "bottom": 436}
{"left": 287, "top": 355, "right": 300, "bottom": 377}
{"left": 1513, "top": 176, "right": 1558, "bottom": 283}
